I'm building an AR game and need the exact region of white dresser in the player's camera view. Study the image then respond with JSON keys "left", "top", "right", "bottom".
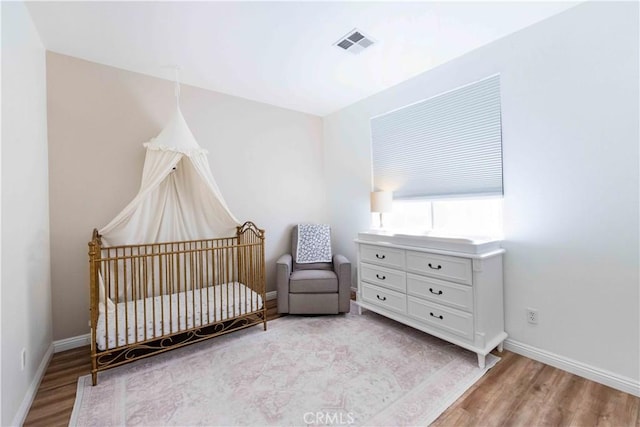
{"left": 355, "top": 231, "right": 506, "bottom": 368}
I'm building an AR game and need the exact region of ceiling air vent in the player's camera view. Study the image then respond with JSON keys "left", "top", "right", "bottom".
{"left": 334, "top": 29, "right": 375, "bottom": 55}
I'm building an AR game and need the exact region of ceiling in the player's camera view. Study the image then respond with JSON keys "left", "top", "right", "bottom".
{"left": 26, "top": 1, "right": 578, "bottom": 116}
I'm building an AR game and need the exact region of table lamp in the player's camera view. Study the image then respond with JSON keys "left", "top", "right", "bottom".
{"left": 370, "top": 191, "right": 393, "bottom": 229}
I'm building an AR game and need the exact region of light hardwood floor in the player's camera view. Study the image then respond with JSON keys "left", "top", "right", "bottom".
{"left": 25, "top": 300, "right": 640, "bottom": 426}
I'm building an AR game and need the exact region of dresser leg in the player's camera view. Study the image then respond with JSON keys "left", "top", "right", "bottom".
{"left": 477, "top": 353, "right": 486, "bottom": 369}
{"left": 357, "top": 304, "right": 363, "bottom": 315}
{"left": 498, "top": 341, "right": 504, "bottom": 353}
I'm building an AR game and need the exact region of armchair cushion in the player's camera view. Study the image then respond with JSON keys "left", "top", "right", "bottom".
{"left": 294, "top": 261, "right": 333, "bottom": 271}
{"left": 290, "top": 270, "right": 338, "bottom": 293}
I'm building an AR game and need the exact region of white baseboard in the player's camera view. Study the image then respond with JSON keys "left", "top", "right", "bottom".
{"left": 266, "top": 290, "right": 277, "bottom": 301}
{"left": 53, "top": 334, "right": 90, "bottom": 353}
{"left": 11, "top": 343, "right": 54, "bottom": 427}
{"left": 504, "top": 338, "right": 640, "bottom": 397}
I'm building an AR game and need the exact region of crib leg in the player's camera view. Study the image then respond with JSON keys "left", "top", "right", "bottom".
{"left": 91, "top": 350, "right": 98, "bottom": 385}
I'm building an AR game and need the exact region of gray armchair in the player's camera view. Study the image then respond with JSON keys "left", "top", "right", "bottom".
{"left": 277, "top": 225, "right": 351, "bottom": 314}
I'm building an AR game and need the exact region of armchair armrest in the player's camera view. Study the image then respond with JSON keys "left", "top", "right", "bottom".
{"left": 333, "top": 254, "right": 352, "bottom": 313}
{"left": 277, "top": 253, "right": 292, "bottom": 271}
{"left": 333, "top": 254, "right": 349, "bottom": 275}
{"left": 276, "top": 254, "right": 292, "bottom": 313}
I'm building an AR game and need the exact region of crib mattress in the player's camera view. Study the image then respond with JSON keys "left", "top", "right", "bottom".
{"left": 96, "top": 282, "right": 263, "bottom": 351}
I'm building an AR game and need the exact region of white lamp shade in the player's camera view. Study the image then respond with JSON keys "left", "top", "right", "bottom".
{"left": 370, "top": 191, "right": 393, "bottom": 213}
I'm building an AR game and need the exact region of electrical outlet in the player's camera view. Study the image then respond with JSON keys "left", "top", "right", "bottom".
{"left": 21, "top": 348, "right": 26, "bottom": 371}
{"left": 526, "top": 308, "right": 538, "bottom": 324}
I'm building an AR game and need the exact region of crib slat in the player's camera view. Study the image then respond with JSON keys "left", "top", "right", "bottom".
{"left": 101, "top": 262, "right": 108, "bottom": 350}
{"left": 151, "top": 245, "right": 156, "bottom": 339}
{"left": 142, "top": 246, "right": 148, "bottom": 342}
{"left": 190, "top": 241, "right": 195, "bottom": 331}
{"left": 206, "top": 242, "right": 211, "bottom": 324}
{"left": 116, "top": 251, "right": 123, "bottom": 348}
{"left": 168, "top": 244, "right": 174, "bottom": 334}
{"left": 181, "top": 242, "right": 186, "bottom": 332}
{"left": 131, "top": 247, "right": 138, "bottom": 344}
{"left": 225, "top": 248, "right": 229, "bottom": 321}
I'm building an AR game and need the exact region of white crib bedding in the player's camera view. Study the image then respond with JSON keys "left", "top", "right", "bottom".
{"left": 96, "top": 282, "right": 263, "bottom": 351}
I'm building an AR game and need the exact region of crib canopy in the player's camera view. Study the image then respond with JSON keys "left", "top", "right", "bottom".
{"left": 99, "top": 107, "right": 240, "bottom": 246}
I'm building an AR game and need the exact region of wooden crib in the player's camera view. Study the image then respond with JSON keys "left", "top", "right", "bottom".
{"left": 88, "top": 221, "right": 266, "bottom": 385}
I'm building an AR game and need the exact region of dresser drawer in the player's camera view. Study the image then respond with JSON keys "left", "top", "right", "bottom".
{"left": 360, "top": 244, "right": 405, "bottom": 269}
{"left": 362, "top": 283, "right": 406, "bottom": 314}
{"left": 406, "top": 251, "right": 472, "bottom": 285}
{"left": 407, "top": 274, "right": 473, "bottom": 312}
{"left": 361, "top": 263, "right": 406, "bottom": 292}
{"left": 407, "top": 297, "right": 473, "bottom": 341}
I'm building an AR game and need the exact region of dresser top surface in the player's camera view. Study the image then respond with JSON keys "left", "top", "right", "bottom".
{"left": 356, "top": 230, "right": 504, "bottom": 257}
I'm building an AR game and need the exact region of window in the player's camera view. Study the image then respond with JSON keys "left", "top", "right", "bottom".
{"left": 371, "top": 75, "right": 503, "bottom": 198}
{"left": 370, "top": 75, "right": 504, "bottom": 238}
{"left": 374, "top": 197, "right": 503, "bottom": 239}
{"left": 373, "top": 199, "right": 432, "bottom": 233}
{"left": 431, "top": 197, "right": 503, "bottom": 238}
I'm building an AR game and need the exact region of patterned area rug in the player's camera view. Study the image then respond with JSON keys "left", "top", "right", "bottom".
{"left": 70, "top": 304, "right": 499, "bottom": 426}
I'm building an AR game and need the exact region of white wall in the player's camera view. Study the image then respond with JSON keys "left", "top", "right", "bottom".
{"left": 46, "top": 53, "right": 326, "bottom": 340}
{"left": 1, "top": 2, "right": 53, "bottom": 425}
{"left": 324, "top": 1, "right": 639, "bottom": 387}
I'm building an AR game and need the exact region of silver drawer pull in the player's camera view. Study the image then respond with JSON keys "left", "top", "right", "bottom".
{"left": 429, "top": 312, "right": 444, "bottom": 320}
{"left": 428, "top": 263, "right": 442, "bottom": 270}
{"left": 429, "top": 288, "right": 443, "bottom": 295}
{"left": 376, "top": 274, "right": 386, "bottom": 280}
{"left": 375, "top": 254, "right": 386, "bottom": 260}
{"left": 376, "top": 295, "right": 387, "bottom": 301}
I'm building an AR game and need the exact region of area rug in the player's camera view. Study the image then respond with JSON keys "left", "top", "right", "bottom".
{"left": 70, "top": 304, "right": 499, "bottom": 426}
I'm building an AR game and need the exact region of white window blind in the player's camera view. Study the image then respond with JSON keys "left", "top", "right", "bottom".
{"left": 371, "top": 75, "right": 503, "bottom": 199}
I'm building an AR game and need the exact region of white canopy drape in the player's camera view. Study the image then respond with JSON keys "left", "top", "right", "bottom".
{"left": 99, "top": 107, "right": 240, "bottom": 246}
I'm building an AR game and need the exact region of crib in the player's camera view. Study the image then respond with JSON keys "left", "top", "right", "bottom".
{"left": 88, "top": 221, "right": 266, "bottom": 385}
